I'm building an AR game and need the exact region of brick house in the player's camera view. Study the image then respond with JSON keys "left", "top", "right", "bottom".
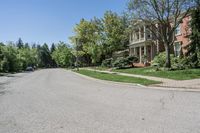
{"left": 129, "top": 15, "right": 191, "bottom": 64}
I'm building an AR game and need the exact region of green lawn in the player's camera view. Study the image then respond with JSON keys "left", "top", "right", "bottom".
{"left": 113, "top": 67, "right": 200, "bottom": 80}
{"left": 74, "top": 69, "right": 161, "bottom": 86}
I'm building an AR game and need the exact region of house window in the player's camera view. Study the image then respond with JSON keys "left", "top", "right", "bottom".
{"left": 174, "top": 42, "right": 182, "bottom": 57}
{"left": 175, "top": 24, "right": 181, "bottom": 35}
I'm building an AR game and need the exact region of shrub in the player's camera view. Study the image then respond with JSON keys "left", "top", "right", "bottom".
{"left": 171, "top": 57, "right": 188, "bottom": 70}
{"left": 101, "top": 58, "right": 113, "bottom": 67}
{"left": 112, "top": 56, "right": 138, "bottom": 69}
{"left": 112, "top": 57, "right": 128, "bottom": 68}
{"left": 126, "top": 55, "right": 139, "bottom": 64}
{"left": 152, "top": 52, "right": 167, "bottom": 67}
{"left": 152, "top": 52, "right": 191, "bottom": 70}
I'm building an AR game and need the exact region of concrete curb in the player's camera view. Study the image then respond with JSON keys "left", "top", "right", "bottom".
{"left": 71, "top": 70, "right": 200, "bottom": 92}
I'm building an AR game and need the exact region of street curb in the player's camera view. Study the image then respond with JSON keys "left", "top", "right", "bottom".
{"left": 70, "top": 70, "right": 200, "bottom": 92}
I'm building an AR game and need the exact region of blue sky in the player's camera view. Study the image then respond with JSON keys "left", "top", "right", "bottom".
{"left": 0, "top": 0, "right": 128, "bottom": 45}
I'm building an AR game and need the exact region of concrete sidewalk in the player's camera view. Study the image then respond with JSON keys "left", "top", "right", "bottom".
{"left": 84, "top": 68, "right": 200, "bottom": 90}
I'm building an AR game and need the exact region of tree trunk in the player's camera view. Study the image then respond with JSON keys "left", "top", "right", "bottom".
{"left": 165, "top": 44, "right": 171, "bottom": 68}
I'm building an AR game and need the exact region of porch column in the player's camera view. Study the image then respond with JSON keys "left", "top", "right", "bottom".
{"left": 139, "top": 46, "right": 142, "bottom": 63}
{"left": 144, "top": 25, "right": 146, "bottom": 40}
{"left": 151, "top": 44, "right": 153, "bottom": 61}
{"left": 144, "top": 45, "right": 147, "bottom": 56}
{"left": 132, "top": 32, "right": 135, "bottom": 41}
{"left": 134, "top": 47, "right": 136, "bottom": 55}
{"left": 139, "top": 27, "right": 141, "bottom": 41}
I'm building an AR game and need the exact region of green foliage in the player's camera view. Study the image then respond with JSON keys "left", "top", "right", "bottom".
{"left": 16, "top": 38, "right": 24, "bottom": 49}
{"left": 112, "top": 57, "right": 129, "bottom": 68}
{"left": 0, "top": 44, "right": 21, "bottom": 72}
{"left": 52, "top": 42, "right": 74, "bottom": 68}
{"left": 152, "top": 52, "right": 192, "bottom": 70}
{"left": 101, "top": 58, "right": 113, "bottom": 68}
{"left": 171, "top": 57, "right": 189, "bottom": 70}
{"left": 37, "top": 43, "right": 53, "bottom": 68}
{"left": 70, "top": 18, "right": 104, "bottom": 65}
{"left": 70, "top": 11, "right": 130, "bottom": 66}
{"left": 17, "top": 47, "right": 38, "bottom": 70}
{"left": 186, "top": 2, "right": 200, "bottom": 67}
{"left": 126, "top": 55, "right": 138, "bottom": 64}
{"left": 152, "top": 52, "right": 167, "bottom": 68}
{"left": 112, "top": 55, "right": 138, "bottom": 69}
{"left": 0, "top": 39, "right": 59, "bottom": 73}
{"left": 103, "top": 11, "right": 129, "bottom": 57}
{"left": 101, "top": 55, "right": 138, "bottom": 68}
{"left": 50, "top": 43, "right": 57, "bottom": 67}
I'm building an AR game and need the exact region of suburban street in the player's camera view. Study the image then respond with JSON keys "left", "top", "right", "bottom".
{"left": 0, "top": 69, "right": 200, "bottom": 133}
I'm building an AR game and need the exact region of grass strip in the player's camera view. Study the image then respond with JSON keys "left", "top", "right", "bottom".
{"left": 74, "top": 69, "right": 161, "bottom": 86}
{"left": 113, "top": 67, "right": 200, "bottom": 80}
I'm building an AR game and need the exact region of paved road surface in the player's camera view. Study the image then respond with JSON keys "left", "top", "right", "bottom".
{"left": 0, "top": 69, "right": 200, "bottom": 133}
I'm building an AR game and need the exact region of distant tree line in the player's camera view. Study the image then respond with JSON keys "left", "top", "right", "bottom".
{"left": 0, "top": 38, "right": 74, "bottom": 72}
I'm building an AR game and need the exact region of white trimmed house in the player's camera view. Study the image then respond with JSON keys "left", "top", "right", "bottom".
{"left": 129, "top": 16, "right": 191, "bottom": 65}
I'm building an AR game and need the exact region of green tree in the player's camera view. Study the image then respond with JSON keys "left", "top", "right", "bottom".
{"left": 39, "top": 43, "right": 52, "bottom": 68}
{"left": 1, "top": 44, "right": 21, "bottom": 72}
{"left": 16, "top": 38, "right": 24, "bottom": 49}
{"left": 0, "top": 43, "right": 5, "bottom": 72}
{"left": 52, "top": 42, "right": 74, "bottom": 67}
{"left": 70, "top": 18, "right": 102, "bottom": 65}
{"left": 186, "top": 0, "right": 200, "bottom": 67}
{"left": 50, "top": 43, "right": 57, "bottom": 67}
{"left": 17, "top": 47, "right": 38, "bottom": 70}
{"left": 103, "top": 11, "right": 129, "bottom": 57}
{"left": 24, "top": 43, "right": 30, "bottom": 49}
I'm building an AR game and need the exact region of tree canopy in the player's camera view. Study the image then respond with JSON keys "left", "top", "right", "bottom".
{"left": 70, "top": 11, "right": 130, "bottom": 66}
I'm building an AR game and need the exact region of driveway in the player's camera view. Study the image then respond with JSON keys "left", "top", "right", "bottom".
{"left": 0, "top": 69, "right": 200, "bottom": 133}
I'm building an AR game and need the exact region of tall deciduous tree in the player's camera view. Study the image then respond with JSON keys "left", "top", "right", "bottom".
{"left": 103, "top": 11, "right": 129, "bottom": 57}
{"left": 128, "top": 0, "right": 194, "bottom": 68}
{"left": 70, "top": 11, "right": 130, "bottom": 66}
{"left": 70, "top": 18, "right": 103, "bottom": 65}
{"left": 52, "top": 42, "right": 74, "bottom": 67}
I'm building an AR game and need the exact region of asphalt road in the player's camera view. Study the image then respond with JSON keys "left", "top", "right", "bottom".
{"left": 0, "top": 69, "right": 200, "bottom": 133}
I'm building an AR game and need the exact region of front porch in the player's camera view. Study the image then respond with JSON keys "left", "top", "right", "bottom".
{"left": 129, "top": 42, "right": 157, "bottom": 64}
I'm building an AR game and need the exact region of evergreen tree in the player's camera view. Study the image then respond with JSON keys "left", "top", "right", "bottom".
{"left": 24, "top": 43, "right": 30, "bottom": 49}
{"left": 50, "top": 43, "right": 57, "bottom": 67}
{"left": 187, "top": 1, "right": 200, "bottom": 67}
{"left": 16, "top": 38, "right": 24, "bottom": 49}
{"left": 50, "top": 43, "right": 56, "bottom": 54}
{"left": 32, "top": 43, "right": 36, "bottom": 49}
{"left": 39, "top": 43, "right": 52, "bottom": 68}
